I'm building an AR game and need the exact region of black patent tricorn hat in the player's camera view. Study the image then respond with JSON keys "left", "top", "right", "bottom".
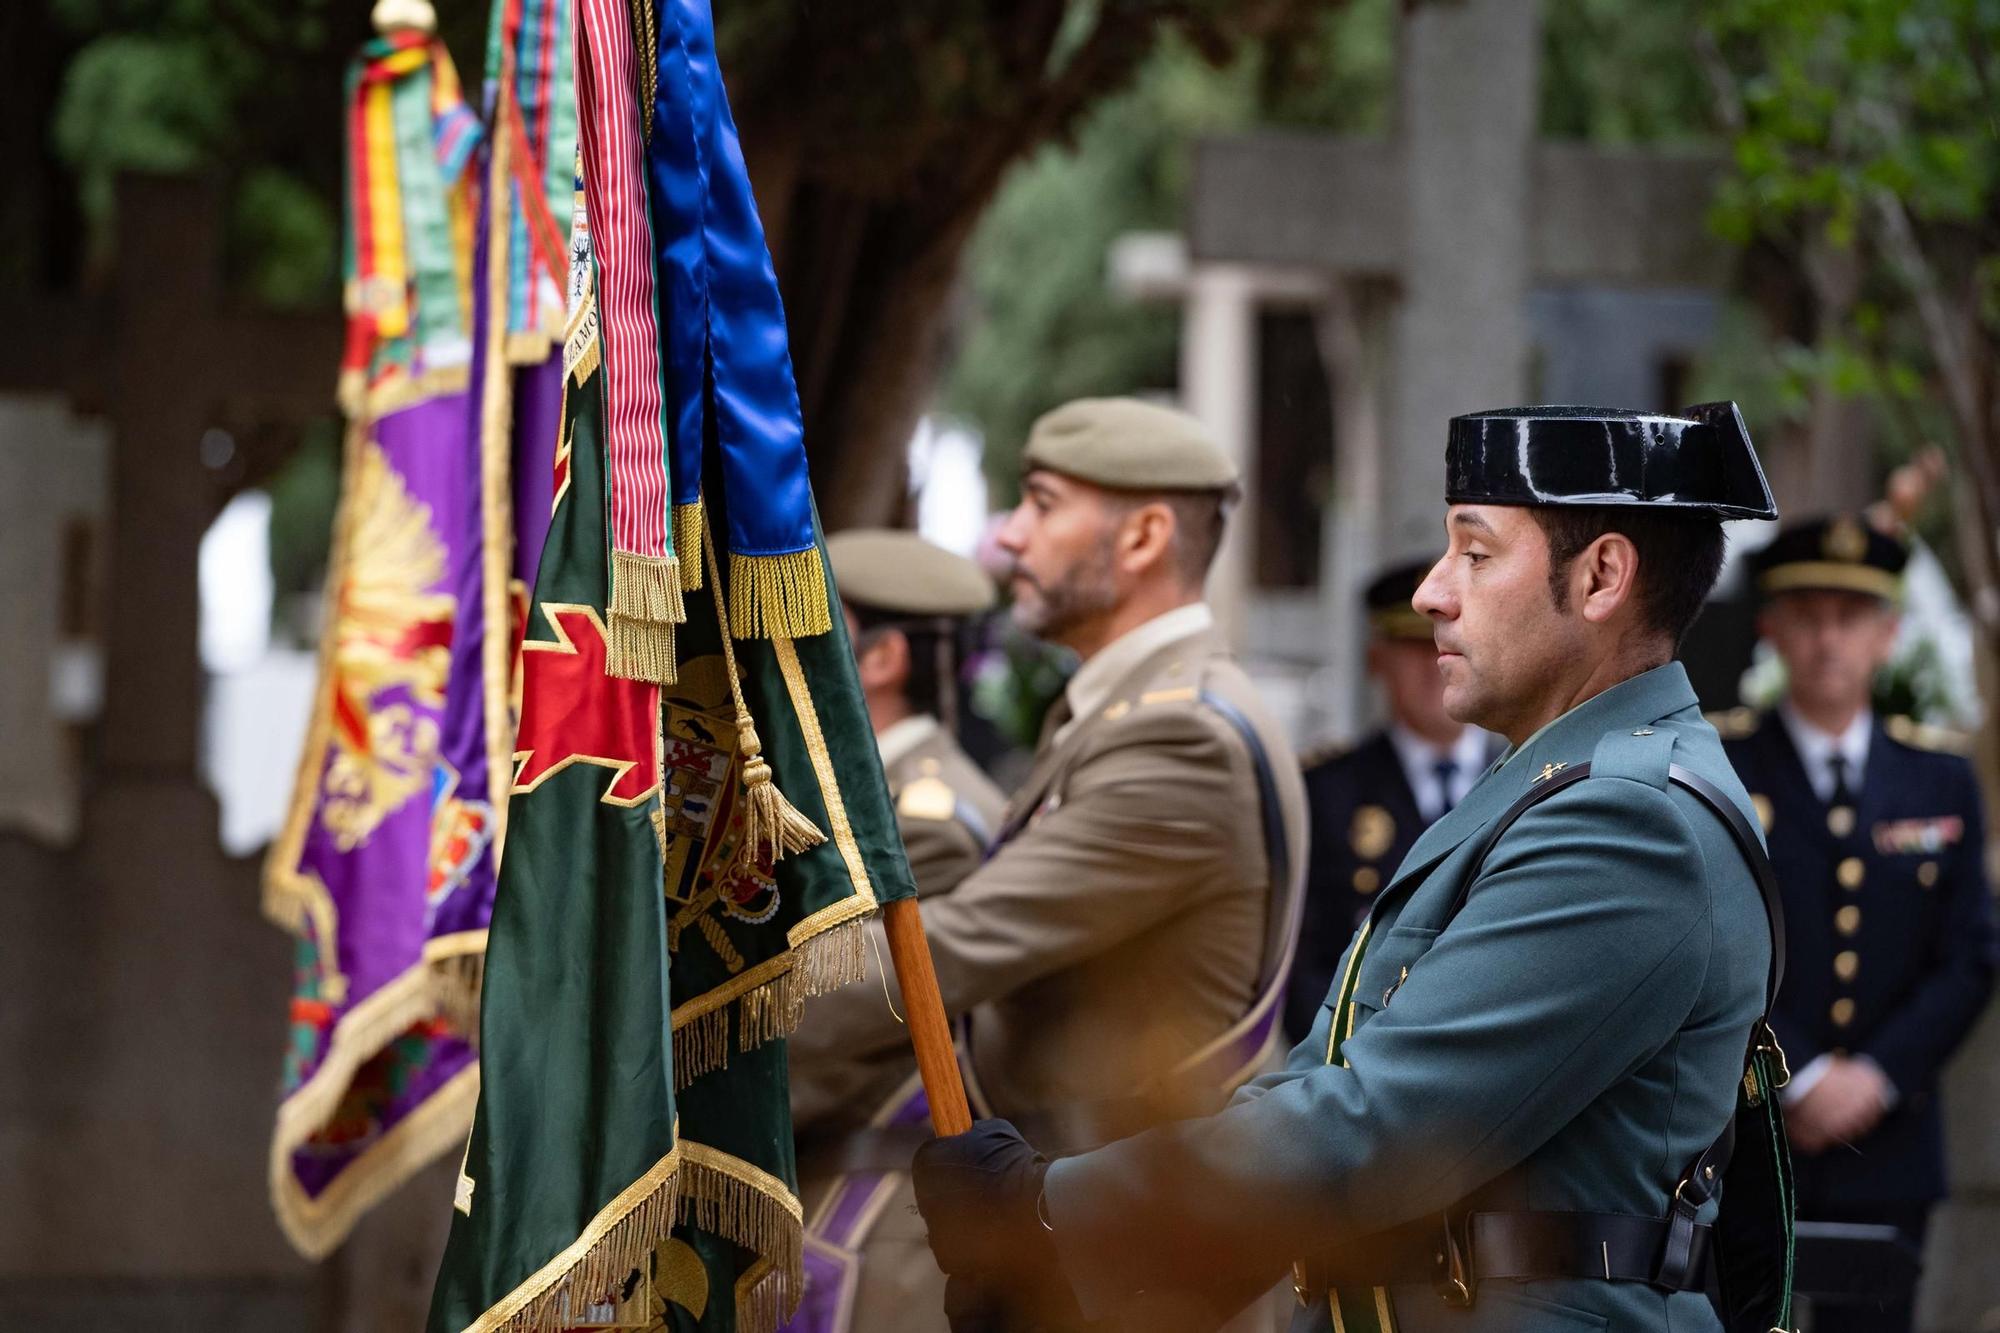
{"left": 1445, "top": 402, "right": 1778, "bottom": 521}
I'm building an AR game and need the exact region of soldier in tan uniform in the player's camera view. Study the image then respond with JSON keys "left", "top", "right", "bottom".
{"left": 787, "top": 531, "right": 1008, "bottom": 1333}
{"left": 788, "top": 398, "right": 1308, "bottom": 1332}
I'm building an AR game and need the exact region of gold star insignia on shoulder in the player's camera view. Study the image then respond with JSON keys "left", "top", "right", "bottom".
{"left": 1532, "top": 761, "right": 1569, "bottom": 784}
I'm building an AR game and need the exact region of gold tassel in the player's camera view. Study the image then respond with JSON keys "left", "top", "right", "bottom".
{"left": 733, "top": 716, "right": 826, "bottom": 868}
{"left": 673, "top": 501, "right": 705, "bottom": 590}
{"left": 698, "top": 502, "right": 827, "bottom": 870}
{"left": 727, "top": 548, "right": 832, "bottom": 640}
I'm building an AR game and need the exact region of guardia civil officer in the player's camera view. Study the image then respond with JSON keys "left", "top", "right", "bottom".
{"left": 912, "top": 403, "right": 1797, "bottom": 1333}
{"left": 1288, "top": 561, "right": 1501, "bottom": 1041}
{"left": 785, "top": 530, "right": 1008, "bottom": 1333}
{"left": 787, "top": 398, "right": 1309, "bottom": 1332}
{"left": 1719, "top": 516, "right": 1996, "bottom": 1333}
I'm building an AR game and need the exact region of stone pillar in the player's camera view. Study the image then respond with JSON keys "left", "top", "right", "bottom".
{"left": 102, "top": 176, "right": 218, "bottom": 779}
{"left": 1316, "top": 279, "right": 1392, "bottom": 738}
{"left": 1382, "top": 0, "right": 1540, "bottom": 558}
{"left": 0, "top": 396, "right": 107, "bottom": 843}
{"left": 1180, "top": 263, "right": 1259, "bottom": 650}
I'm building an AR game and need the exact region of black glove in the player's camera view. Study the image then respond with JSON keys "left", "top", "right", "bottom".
{"left": 912, "top": 1119, "right": 1051, "bottom": 1277}
{"left": 914, "top": 1119, "right": 1086, "bottom": 1330}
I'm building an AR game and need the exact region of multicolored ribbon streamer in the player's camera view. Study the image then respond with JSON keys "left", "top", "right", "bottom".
{"left": 646, "top": 0, "right": 828, "bottom": 641}
{"left": 339, "top": 31, "right": 483, "bottom": 420}
{"left": 574, "top": 0, "right": 684, "bottom": 682}
{"left": 484, "top": 0, "right": 576, "bottom": 359}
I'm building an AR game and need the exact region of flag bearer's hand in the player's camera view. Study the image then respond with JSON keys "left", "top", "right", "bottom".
{"left": 913, "top": 1119, "right": 1082, "bottom": 1328}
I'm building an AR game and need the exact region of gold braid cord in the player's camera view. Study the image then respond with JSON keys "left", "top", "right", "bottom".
{"left": 698, "top": 508, "right": 826, "bottom": 868}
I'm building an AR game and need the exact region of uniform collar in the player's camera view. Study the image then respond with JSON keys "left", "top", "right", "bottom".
{"left": 1386, "top": 661, "right": 1699, "bottom": 890}
{"left": 1055, "top": 602, "right": 1214, "bottom": 745}
{"left": 1386, "top": 723, "right": 1493, "bottom": 822}
{"left": 1776, "top": 701, "right": 1873, "bottom": 802}
{"left": 876, "top": 713, "right": 941, "bottom": 770}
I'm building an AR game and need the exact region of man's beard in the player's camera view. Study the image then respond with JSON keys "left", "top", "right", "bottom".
{"left": 1010, "top": 547, "right": 1120, "bottom": 643}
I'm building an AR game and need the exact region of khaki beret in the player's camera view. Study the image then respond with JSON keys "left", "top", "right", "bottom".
{"left": 1022, "top": 397, "right": 1238, "bottom": 491}
{"left": 827, "top": 530, "right": 995, "bottom": 618}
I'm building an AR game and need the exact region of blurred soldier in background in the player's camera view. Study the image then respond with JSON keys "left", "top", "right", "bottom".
{"left": 787, "top": 529, "right": 1006, "bottom": 1333}
{"left": 1720, "top": 515, "right": 1997, "bottom": 1333}
{"left": 790, "top": 396, "right": 1308, "bottom": 1331}
{"left": 1288, "top": 559, "right": 1499, "bottom": 1040}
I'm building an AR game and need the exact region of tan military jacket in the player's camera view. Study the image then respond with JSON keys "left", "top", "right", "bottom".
{"left": 882, "top": 717, "right": 1005, "bottom": 906}
{"left": 792, "top": 717, "right": 1005, "bottom": 1139}
{"left": 789, "top": 718, "right": 1006, "bottom": 1333}
{"left": 791, "top": 611, "right": 1309, "bottom": 1150}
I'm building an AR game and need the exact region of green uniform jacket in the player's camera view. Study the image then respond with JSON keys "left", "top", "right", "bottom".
{"left": 1044, "top": 663, "right": 1772, "bottom": 1333}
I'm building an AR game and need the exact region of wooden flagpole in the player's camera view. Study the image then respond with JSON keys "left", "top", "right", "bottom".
{"left": 880, "top": 899, "right": 973, "bottom": 1135}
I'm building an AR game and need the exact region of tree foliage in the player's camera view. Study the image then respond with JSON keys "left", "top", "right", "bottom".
{"left": 1702, "top": 0, "right": 2000, "bottom": 635}
{"left": 942, "top": 2, "right": 1396, "bottom": 496}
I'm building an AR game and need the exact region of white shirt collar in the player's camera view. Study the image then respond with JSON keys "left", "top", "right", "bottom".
{"left": 876, "top": 713, "right": 940, "bottom": 770}
{"left": 1056, "top": 603, "right": 1215, "bottom": 745}
{"left": 1387, "top": 723, "right": 1492, "bottom": 822}
{"left": 1778, "top": 702, "right": 1872, "bottom": 803}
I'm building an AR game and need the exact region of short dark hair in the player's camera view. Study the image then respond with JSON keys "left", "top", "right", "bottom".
{"left": 850, "top": 608, "right": 954, "bottom": 716}
{"left": 1529, "top": 506, "right": 1726, "bottom": 650}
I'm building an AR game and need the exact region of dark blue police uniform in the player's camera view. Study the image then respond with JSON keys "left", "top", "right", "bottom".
{"left": 1723, "top": 710, "right": 1995, "bottom": 1217}
{"left": 1289, "top": 735, "right": 1425, "bottom": 1042}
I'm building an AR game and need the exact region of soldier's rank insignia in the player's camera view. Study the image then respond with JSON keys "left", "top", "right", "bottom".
{"left": 1350, "top": 805, "right": 1396, "bottom": 861}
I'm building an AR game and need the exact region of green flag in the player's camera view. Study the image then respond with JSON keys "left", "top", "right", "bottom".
{"left": 426, "top": 300, "right": 680, "bottom": 1333}
{"left": 427, "top": 209, "right": 915, "bottom": 1333}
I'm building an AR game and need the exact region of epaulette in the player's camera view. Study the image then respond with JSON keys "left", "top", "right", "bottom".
{"left": 1704, "top": 706, "right": 1759, "bottom": 740}
{"left": 1885, "top": 714, "right": 1972, "bottom": 755}
{"left": 1591, "top": 725, "right": 1675, "bottom": 789}
{"left": 896, "top": 775, "right": 958, "bottom": 822}
{"left": 1297, "top": 738, "right": 1351, "bottom": 771}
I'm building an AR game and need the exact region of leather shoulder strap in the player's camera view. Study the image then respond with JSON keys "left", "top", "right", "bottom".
{"left": 1447, "top": 762, "right": 1785, "bottom": 1014}
{"left": 1199, "top": 689, "right": 1296, "bottom": 996}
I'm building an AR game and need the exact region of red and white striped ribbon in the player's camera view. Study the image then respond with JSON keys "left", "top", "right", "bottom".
{"left": 573, "top": 0, "right": 669, "bottom": 561}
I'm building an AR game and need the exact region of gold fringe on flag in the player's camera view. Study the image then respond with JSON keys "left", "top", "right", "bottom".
{"left": 735, "top": 1258, "right": 786, "bottom": 1333}
{"left": 606, "top": 549, "right": 685, "bottom": 684}
{"left": 673, "top": 501, "right": 706, "bottom": 590}
{"left": 460, "top": 1147, "right": 684, "bottom": 1333}
{"left": 677, "top": 1142, "right": 805, "bottom": 1321}
{"left": 727, "top": 548, "right": 832, "bottom": 640}
{"left": 667, "top": 916, "right": 868, "bottom": 1087}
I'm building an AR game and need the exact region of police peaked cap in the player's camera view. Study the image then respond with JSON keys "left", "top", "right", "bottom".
{"left": 1364, "top": 558, "right": 1436, "bottom": 641}
{"left": 1445, "top": 402, "right": 1778, "bottom": 521}
{"left": 1751, "top": 514, "right": 1909, "bottom": 602}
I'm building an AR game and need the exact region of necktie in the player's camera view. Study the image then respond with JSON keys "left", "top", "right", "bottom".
{"left": 1828, "top": 753, "right": 1856, "bottom": 808}
{"left": 1432, "top": 757, "right": 1459, "bottom": 819}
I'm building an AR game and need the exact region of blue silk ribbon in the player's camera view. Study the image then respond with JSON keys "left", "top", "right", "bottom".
{"left": 646, "top": 0, "right": 815, "bottom": 560}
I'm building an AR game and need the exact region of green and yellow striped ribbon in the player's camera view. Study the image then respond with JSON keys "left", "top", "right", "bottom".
{"left": 1323, "top": 919, "right": 1399, "bottom": 1333}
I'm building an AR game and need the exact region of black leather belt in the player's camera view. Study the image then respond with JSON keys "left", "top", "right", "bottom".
{"left": 1294, "top": 1210, "right": 1714, "bottom": 1306}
